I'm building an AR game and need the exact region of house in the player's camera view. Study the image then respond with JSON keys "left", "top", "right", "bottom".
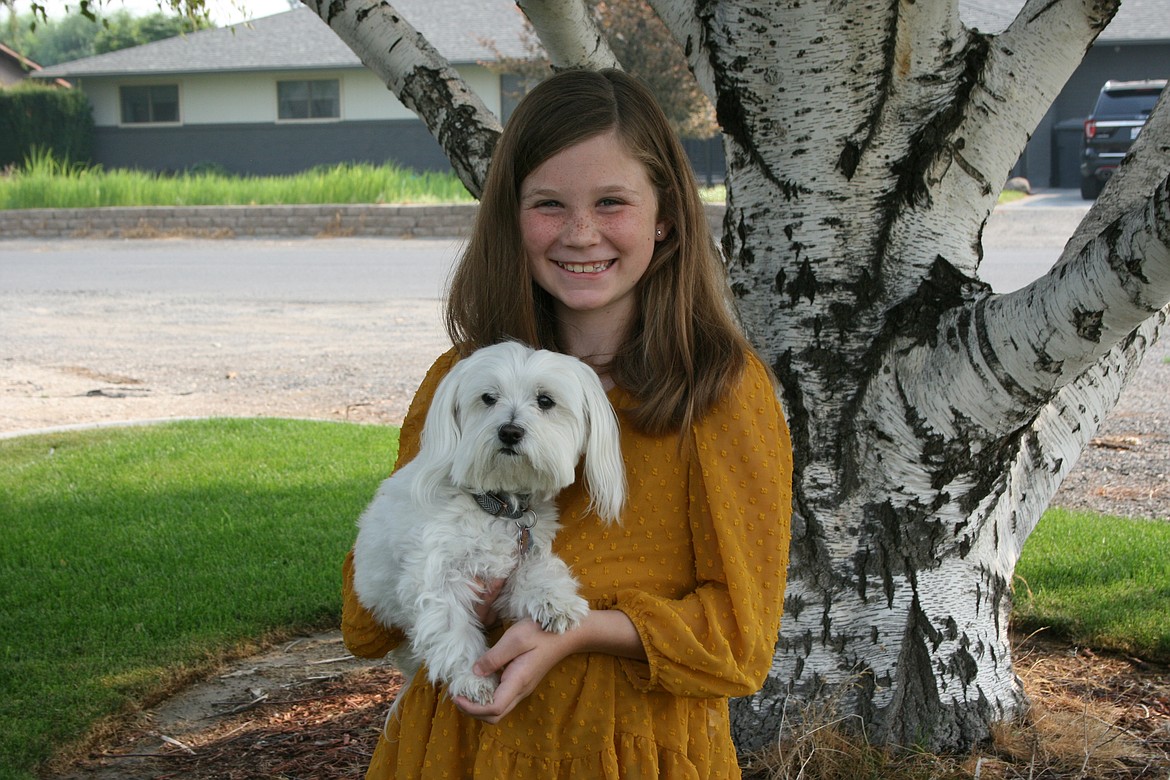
{"left": 34, "top": 0, "right": 1167, "bottom": 185}
{"left": 963, "top": 0, "right": 1170, "bottom": 188}
{"left": 1, "top": 42, "right": 66, "bottom": 87}
{"left": 32, "top": 1, "right": 529, "bottom": 175}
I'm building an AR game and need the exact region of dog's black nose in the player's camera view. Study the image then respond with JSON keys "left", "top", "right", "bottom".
{"left": 497, "top": 423, "right": 524, "bottom": 446}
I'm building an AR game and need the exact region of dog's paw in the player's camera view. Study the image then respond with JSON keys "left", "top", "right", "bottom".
{"left": 531, "top": 593, "right": 590, "bottom": 634}
{"left": 449, "top": 672, "right": 497, "bottom": 705}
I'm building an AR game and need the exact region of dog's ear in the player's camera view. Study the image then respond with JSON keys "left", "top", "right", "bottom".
{"left": 573, "top": 360, "right": 627, "bottom": 523}
{"left": 411, "top": 358, "right": 468, "bottom": 502}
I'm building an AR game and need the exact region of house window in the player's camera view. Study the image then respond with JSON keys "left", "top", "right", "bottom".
{"left": 277, "top": 79, "right": 340, "bottom": 120}
{"left": 120, "top": 85, "right": 179, "bottom": 124}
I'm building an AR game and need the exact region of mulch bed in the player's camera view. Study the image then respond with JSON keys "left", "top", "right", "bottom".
{"left": 71, "top": 668, "right": 402, "bottom": 780}
{"left": 62, "top": 636, "right": 1170, "bottom": 780}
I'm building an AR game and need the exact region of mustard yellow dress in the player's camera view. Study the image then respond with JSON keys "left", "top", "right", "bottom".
{"left": 342, "top": 349, "right": 793, "bottom": 779}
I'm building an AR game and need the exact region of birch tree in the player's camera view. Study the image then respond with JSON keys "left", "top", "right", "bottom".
{"left": 304, "top": 0, "right": 1170, "bottom": 753}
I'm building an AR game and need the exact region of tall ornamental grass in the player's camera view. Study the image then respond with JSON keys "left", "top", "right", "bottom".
{"left": 0, "top": 150, "right": 475, "bottom": 209}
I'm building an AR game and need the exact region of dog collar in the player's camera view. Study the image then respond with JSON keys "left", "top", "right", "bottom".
{"left": 473, "top": 492, "right": 537, "bottom": 558}
{"left": 472, "top": 491, "right": 531, "bottom": 520}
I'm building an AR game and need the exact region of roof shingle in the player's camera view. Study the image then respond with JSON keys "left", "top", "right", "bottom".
{"left": 36, "top": 1, "right": 529, "bottom": 78}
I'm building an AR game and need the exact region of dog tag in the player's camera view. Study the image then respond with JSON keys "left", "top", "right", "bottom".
{"left": 516, "top": 522, "right": 532, "bottom": 558}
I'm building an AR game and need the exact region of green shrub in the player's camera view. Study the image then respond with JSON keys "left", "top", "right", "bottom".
{"left": 0, "top": 84, "right": 93, "bottom": 169}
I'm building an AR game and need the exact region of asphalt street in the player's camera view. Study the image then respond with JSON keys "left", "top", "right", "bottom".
{"left": 0, "top": 237, "right": 463, "bottom": 301}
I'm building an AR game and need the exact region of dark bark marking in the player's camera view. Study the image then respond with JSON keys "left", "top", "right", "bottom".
{"left": 1072, "top": 308, "right": 1104, "bottom": 342}
{"left": 887, "top": 32, "right": 992, "bottom": 210}
{"left": 787, "top": 259, "right": 818, "bottom": 304}
{"left": 883, "top": 255, "right": 989, "bottom": 349}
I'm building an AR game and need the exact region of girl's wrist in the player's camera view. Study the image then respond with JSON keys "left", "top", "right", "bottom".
{"left": 570, "top": 608, "right": 646, "bottom": 661}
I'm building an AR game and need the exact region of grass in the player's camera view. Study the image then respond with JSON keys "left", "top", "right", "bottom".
{"left": 1013, "top": 507, "right": 1170, "bottom": 660}
{"left": 2, "top": 421, "right": 1165, "bottom": 778}
{"left": 1, "top": 150, "right": 1028, "bottom": 210}
{"left": 0, "top": 419, "right": 398, "bottom": 780}
{"left": 0, "top": 149, "right": 475, "bottom": 209}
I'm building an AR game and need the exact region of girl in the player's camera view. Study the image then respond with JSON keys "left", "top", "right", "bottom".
{"left": 342, "top": 68, "right": 793, "bottom": 779}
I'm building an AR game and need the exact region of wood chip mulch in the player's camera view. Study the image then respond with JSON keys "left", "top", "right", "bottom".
{"left": 72, "top": 667, "right": 402, "bottom": 780}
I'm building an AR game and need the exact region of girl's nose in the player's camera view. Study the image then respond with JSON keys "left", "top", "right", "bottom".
{"left": 563, "top": 210, "right": 599, "bottom": 246}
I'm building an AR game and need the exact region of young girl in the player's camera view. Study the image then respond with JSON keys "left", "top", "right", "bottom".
{"left": 342, "top": 68, "right": 793, "bottom": 779}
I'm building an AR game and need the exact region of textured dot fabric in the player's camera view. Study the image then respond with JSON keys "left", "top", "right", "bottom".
{"left": 341, "top": 348, "right": 793, "bottom": 779}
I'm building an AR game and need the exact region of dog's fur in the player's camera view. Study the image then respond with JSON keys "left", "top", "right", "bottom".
{"left": 352, "top": 342, "right": 626, "bottom": 705}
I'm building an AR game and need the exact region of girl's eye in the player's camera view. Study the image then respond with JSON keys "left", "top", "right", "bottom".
{"left": 481, "top": 393, "right": 497, "bottom": 407}
{"left": 536, "top": 394, "right": 556, "bottom": 410}
{"left": 598, "top": 197, "right": 623, "bottom": 207}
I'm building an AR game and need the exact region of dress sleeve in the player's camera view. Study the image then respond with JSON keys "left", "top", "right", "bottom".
{"left": 614, "top": 352, "right": 793, "bottom": 697}
{"left": 340, "top": 348, "right": 461, "bottom": 659}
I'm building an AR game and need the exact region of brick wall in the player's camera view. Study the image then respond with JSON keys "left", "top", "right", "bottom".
{"left": 0, "top": 203, "right": 728, "bottom": 240}
{"left": 0, "top": 204, "right": 482, "bottom": 240}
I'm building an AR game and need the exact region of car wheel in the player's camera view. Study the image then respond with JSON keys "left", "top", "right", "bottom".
{"left": 1080, "top": 175, "right": 1102, "bottom": 200}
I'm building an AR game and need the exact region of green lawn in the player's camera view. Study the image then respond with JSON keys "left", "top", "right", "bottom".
{"left": 1014, "top": 507, "right": 1170, "bottom": 660}
{"left": 0, "top": 419, "right": 397, "bottom": 779}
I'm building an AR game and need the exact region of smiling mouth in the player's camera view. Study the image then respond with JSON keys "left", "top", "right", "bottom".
{"left": 555, "top": 260, "right": 615, "bottom": 274}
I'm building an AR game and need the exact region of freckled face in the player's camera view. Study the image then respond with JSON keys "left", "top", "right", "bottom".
{"left": 519, "top": 131, "right": 667, "bottom": 335}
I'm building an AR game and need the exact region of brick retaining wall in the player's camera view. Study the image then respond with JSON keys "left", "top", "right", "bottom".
{"left": 0, "top": 203, "right": 729, "bottom": 240}
{"left": 0, "top": 204, "right": 482, "bottom": 240}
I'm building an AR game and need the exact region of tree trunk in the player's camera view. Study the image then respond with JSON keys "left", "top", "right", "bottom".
{"left": 311, "top": 0, "right": 1170, "bottom": 753}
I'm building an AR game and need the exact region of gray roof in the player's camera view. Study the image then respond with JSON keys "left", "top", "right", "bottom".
{"left": 961, "top": 0, "right": 1170, "bottom": 42}
{"left": 36, "top": 1, "right": 529, "bottom": 78}
{"left": 37, "top": 0, "right": 1167, "bottom": 80}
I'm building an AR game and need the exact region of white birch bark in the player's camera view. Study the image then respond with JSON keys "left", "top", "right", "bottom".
{"left": 516, "top": 0, "right": 619, "bottom": 70}
{"left": 718, "top": 0, "right": 1170, "bottom": 752}
{"left": 316, "top": 0, "right": 1170, "bottom": 753}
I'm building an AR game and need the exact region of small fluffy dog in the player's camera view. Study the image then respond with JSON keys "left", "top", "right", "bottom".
{"left": 352, "top": 342, "right": 626, "bottom": 705}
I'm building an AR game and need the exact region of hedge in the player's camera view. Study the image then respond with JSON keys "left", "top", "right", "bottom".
{"left": 0, "top": 84, "right": 94, "bottom": 169}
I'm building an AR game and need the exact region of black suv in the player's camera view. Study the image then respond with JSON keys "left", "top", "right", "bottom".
{"left": 1080, "top": 79, "right": 1165, "bottom": 199}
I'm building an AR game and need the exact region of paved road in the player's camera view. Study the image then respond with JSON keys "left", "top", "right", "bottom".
{"left": 0, "top": 237, "right": 464, "bottom": 301}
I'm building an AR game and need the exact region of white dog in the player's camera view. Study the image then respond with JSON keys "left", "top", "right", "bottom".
{"left": 352, "top": 341, "right": 626, "bottom": 705}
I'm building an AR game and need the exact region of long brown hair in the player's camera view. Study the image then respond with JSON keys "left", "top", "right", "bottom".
{"left": 446, "top": 68, "right": 755, "bottom": 436}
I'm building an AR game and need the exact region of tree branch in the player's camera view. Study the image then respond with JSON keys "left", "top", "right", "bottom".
{"left": 646, "top": 0, "right": 716, "bottom": 105}
{"left": 974, "top": 90, "right": 1170, "bottom": 419}
{"left": 302, "top": 0, "right": 501, "bottom": 197}
{"left": 935, "top": 0, "right": 1116, "bottom": 218}
{"left": 515, "top": 0, "right": 619, "bottom": 70}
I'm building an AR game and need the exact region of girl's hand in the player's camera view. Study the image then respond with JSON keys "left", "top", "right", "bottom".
{"left": 453, "top": 610, "right": 645, "bottom": 724}
{"left": 473, "top": 577, "right": 506, "bottom": 629}
{"left": 454, "top": 619, "right": 570, "bottom": 724}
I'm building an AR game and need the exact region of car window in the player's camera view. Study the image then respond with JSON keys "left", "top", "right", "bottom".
{"left": 1095, "top": 90, "right": 1163, "bottom": 119}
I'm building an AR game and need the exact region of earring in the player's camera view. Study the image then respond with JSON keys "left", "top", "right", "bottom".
{"left": 655, "top": 228, "right": 663, "bottom": 238}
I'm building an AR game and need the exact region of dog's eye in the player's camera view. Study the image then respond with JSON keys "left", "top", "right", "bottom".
{"left": 536, "top": 394, "right": 556, "bottom": 410}
{"left": 481, "top": 393, "right": 497, "bottom": 407}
